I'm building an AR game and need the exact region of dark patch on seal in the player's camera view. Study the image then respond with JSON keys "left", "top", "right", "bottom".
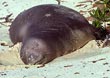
{"left": 9, "top": 4, "right": 103, "bottom": 65}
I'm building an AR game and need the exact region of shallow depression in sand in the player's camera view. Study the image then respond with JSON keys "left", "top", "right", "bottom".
{"left": 0, "top": 40, "right": 106, "bottom": 66}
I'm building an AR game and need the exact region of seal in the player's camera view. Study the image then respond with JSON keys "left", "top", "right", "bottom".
{"left": 9, "top": 4, "right": 102, "bottom": 65}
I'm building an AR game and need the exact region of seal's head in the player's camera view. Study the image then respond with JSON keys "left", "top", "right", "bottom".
{"left": 20, "top": 38, "right": 55, "bottom": 65}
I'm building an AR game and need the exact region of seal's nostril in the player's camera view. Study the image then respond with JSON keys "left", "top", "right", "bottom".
{"left": 27, "top": 53, "right": 44, "bottom": 65}
{"left": 30, "top": 54, "right": 33, "bottom": 58}
{"left": 28, "top": 54, "right": 37, "bottom": 61}
{"left": 28, "top": 55, "right": 33, "bottom": 61}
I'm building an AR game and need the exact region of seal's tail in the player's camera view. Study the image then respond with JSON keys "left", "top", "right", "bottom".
{"left": 90, "top": 24, "right": 107, "bottom": 40}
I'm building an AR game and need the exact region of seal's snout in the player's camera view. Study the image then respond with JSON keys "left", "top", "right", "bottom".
{"left": 20, "top": 38, "right": 53, "bottom": 65}
{"left": 27, "top": 52, "right": 43, "bottom": 65}
{"left": 20, "top": 51, "right": 44, "bottom": 65}
{"left": 28, "top": 53, "right": 37, "bottom": 61}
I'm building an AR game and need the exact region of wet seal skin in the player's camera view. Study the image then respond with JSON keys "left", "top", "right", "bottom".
{"left": 9, "top": 4, "right": 102, "bottom": 65}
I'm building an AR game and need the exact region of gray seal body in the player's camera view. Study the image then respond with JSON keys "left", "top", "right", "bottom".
{"left": 9, "top": 4, "right": 99, "bottom": 65}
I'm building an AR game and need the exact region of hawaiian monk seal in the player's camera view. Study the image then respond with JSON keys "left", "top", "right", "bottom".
{"left": 9, "top": 4, "right": 102, "bottom": 65}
